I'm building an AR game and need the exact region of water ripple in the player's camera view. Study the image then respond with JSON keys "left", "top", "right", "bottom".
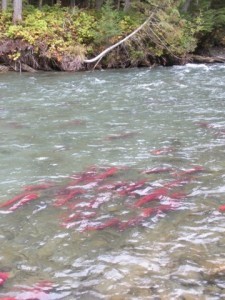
{"left": 1, "top": 65, "right": 225, "bottom": 299}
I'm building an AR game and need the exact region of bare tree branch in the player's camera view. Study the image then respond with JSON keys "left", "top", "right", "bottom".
{"left": 83, "top": 13, "right": 154, "bottom": 64}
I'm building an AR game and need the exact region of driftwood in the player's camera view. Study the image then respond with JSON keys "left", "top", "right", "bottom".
{"left": 11, "top": 62, "right": 37, "bottom": 72}
{"left": 0, "top": 65, "right": 9, "bottom": 72}
{"left": 21, "top": 63, "right": 37, "bottom": 72}
{"left": 188, "top": 54, "right": 225, "bottom": 63}
{"left": 83, "top": 14, "right": 154, "bottom": 66}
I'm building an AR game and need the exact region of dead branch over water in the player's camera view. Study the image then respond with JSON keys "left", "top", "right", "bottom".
{"left": 83, "top": 14, "right": 154, "bottom": 65}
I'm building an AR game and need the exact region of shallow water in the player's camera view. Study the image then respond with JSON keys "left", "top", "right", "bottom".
{"left": 1, "top": 64, "right": 225, "bottom": 299}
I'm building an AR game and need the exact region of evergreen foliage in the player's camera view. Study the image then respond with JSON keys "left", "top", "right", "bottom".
{"left": 183, "top": 0, "right": 225, "bottom": 47}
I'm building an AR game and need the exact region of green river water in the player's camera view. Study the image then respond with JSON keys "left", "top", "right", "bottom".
{"left": 0, "top": 64, "right": 225, "bottom": 299}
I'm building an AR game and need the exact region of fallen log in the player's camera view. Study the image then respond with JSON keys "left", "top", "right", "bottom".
{"left": 188, "top": 54, "right": 225, "bottom": 63}
{"left": 0, "top": 65, "right": 9, "bottom": 72}
{"left": 21, "top": 63, "right": 37, "bottom": 72}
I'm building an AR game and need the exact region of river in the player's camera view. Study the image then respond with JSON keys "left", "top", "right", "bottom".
{"left": 0, "top": 64, "right": 225, "bottom": 299}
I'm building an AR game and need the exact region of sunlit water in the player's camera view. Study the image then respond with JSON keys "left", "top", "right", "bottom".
{"left": 1, "top": 64, "right": 225, "bottom": 299}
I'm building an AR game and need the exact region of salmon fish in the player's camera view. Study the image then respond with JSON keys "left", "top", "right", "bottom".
{"left": 133, "top": 188, "right": 167, "bottom": 207}
{"left": 0, "top": 272, "right": 10, "bottom": 286}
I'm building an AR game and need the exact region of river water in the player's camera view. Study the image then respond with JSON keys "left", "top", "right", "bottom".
{"left": 0, "top": 64, "right": 225, "bottom": 299}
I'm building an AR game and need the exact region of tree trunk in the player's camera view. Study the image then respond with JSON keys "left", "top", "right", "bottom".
{"left": 70, "top": 0, "right": 75, "bottom": 7}
{"left": 2, "top": 0, "right": 7, "bottom": 11}
{"left": 95, "top": 0, "right": 104, "bottom": 10}
{"left": 13, "top": 0, "right": 22, "bottom": 24}
{"left": 39, "top": 0, "right": 43, "bottom": 9}
{"left": 123, "top": 0, "right": 130, "bottom": 12}
{"left": 181, "top": 0, "right": 192, "bottom": 12}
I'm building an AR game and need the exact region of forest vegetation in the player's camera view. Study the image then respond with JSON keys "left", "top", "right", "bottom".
{"left": 0, "top": 0, "right": 225, "bottom": 71}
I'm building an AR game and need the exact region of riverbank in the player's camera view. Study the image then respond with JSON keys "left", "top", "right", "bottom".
{"left": 0, "top": 37, "right": 224, "bottom": 73}
{"left": 187, "top": 47, "right": 225, "bottom": 64}
{"left": 0, "top": 2, "right": 225, "bottom": 73}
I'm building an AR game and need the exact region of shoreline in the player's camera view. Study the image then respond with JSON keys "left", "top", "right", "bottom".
{"left": 0, "top": 40, "right": 224, "bottom": 73}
